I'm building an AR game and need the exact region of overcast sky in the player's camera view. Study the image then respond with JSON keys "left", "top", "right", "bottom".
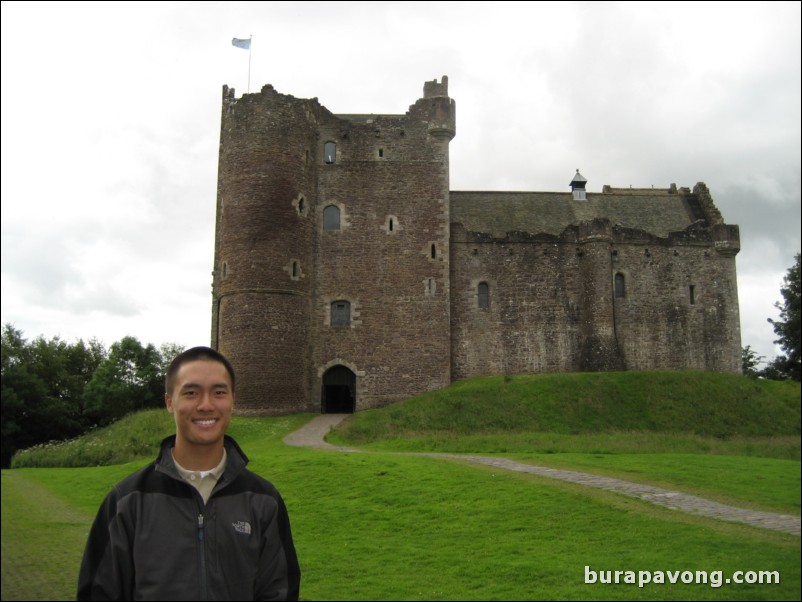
{"left": 2, "top": 1, "right": 800, "bottom": 366}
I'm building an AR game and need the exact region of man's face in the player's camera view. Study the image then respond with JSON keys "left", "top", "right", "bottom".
{"left": 165, "top": 359, "right": 234, "bottom": 451}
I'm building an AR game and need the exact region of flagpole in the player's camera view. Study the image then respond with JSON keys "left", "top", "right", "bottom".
{"left": 247, "top": 35, "right": 252, "bottom": 93}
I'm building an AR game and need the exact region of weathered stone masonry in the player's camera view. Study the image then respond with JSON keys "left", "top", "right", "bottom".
{"left": 211, "top": 76, "right": 741, "bottom": 414}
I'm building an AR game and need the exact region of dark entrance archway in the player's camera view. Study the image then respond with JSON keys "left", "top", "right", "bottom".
{"left": 322, "top": 365, "right": 356, "bottom": 413}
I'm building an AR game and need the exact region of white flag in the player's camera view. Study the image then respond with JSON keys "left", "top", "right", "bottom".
{"left": 232, "top": 37, "right": 251, "bottom": 50}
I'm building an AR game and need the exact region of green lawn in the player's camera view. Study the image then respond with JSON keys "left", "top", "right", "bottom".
{"left": 336, "top": 435, "right": 801, "bottom": 515}
{"left": 2, "top": 414, "right": 800, "bottom": 601}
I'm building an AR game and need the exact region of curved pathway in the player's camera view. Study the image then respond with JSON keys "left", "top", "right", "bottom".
{"left": 284, "top": 414, "right": 801, "bottom": 536}
{"left": 283, "top": 413, "right": 361, "bottom": 452}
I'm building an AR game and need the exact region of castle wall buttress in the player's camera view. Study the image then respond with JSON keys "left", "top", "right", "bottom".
{"left": 576, "top": 220, "right": 625, "bottom": 371}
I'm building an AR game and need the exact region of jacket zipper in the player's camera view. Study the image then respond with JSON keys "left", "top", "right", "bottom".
{"left": 197, "top": 513, "right": 207, "bottom": 600}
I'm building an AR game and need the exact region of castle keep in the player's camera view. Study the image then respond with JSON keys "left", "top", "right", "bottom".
{"left": 211, "top": 76, "right": 741, "bottom": 414}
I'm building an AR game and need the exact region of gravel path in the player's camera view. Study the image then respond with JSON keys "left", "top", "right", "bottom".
{"left": 284, "top": 414, "right": 800, "bottom": 536}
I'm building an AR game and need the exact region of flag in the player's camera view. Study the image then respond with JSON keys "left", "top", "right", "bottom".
{"left": 232, "top": 37, "right": 251, "bottom": 50}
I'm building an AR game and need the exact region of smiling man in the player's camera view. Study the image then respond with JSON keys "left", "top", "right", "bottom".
{"left": 77, "top": 347, "right": 300, "bottom": 601}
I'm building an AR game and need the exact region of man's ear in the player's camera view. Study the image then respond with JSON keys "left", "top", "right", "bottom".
{"left": 165, "top": 392, "right": 174, "bottom": 414}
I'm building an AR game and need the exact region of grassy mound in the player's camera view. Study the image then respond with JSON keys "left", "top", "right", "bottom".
{"left": 336, "top": 371, "right": 800, "bottom": 444}
{"left": 11, "top": 409, "right": 174, "bottom": 468}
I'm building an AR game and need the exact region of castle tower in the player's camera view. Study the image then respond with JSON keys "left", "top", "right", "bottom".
{"left": 312, "top": 76, "right": 456, "bottom": 411}
{"left": 212, "top": 78, "right": 456, "bottom": 414}
{"left": 211, "top": 84, "right": 320, "bottom": 413}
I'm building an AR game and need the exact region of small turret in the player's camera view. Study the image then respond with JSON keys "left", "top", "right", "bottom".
{"left": 408, "top": 76, "right": 456, "bottom": 141}
{"left": 423, "top": 75, "right": 449, "bottom": 98}
{"left": 570, "top": 169, "right": 587, "bottom": 201}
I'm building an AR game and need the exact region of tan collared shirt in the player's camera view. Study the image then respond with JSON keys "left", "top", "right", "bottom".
{"left": 172, "top": 448, "right": 228, "bottom": 504}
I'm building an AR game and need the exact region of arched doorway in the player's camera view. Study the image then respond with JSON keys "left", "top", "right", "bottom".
{"left": 322, "top": 365, "right": 356, "bottom": 413}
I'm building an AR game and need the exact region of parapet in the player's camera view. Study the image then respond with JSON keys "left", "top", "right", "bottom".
{"left": 602, "top": 184, "right": 676, "bottom": 196}
{"left": 692, "top": 182, "right": 724, "bottom": 225}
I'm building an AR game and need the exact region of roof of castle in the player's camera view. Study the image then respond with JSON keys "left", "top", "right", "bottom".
{"left": 449, "top": 189, "right": 699, "bottom": 238}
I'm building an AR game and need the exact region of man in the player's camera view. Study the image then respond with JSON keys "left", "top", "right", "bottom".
{"left": 77, "top": 346, "right": 300, "bottom": 600}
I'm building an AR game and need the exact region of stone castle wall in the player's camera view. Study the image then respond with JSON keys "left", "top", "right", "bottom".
{"left": 450, "top": 220, "right": 741, "bottom": 380}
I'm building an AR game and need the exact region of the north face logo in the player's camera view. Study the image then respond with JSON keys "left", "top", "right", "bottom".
{"left": 232, "top": 521, "right": 252, "bottom": 535}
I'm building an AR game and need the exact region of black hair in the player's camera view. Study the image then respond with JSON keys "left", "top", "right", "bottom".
{"left": 165, "top": 346, "right": 236, "bottom": 395}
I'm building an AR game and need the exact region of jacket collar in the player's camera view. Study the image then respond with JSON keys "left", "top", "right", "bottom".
{"left": 155, "top": 434, "right": 249, "bottom": 485}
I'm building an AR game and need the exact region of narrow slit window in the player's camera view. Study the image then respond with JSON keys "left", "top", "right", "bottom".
{"left": 478, "top": 282, "right": 489, "bottom": 309}
{"left": 614, "top": 273, "right": 625, "bottom": 298}
{"left": 431, "top": 244, "right": 437, "bottom": 259}
{"left": 324, "top": 141, "right": 336, "bottom": 164}
{"left": 389, "top": 218, "right": 394, "bottom": 232}
{"left": 378, "top": 148, "right": 384, "bottom": 158}
{"left": 292, "top": 261, "right": 298, "bottom": 278}
{"left": 331, "top": 301, "right": 351, "bottom": 326}
{"left": 323, "top": 205, "right": 341, "bottom": 231}
{"left": 689, "top": 285, "right": 696, "bottom": 305}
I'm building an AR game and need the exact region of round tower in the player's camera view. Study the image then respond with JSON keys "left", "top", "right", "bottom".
{"left": 212, "top": 84, "right": 319, "bottom": 413}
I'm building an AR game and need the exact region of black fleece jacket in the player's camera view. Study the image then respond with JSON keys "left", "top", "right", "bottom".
{"left": 77, "top": 435, "right": 300, "bottom": 600}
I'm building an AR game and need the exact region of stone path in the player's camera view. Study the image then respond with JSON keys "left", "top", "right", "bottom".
{"left": 284, "top": 414, "right": 801, "bottom": 536}
{"left": 283, "top": 413, "right": 361, "bottom": 452}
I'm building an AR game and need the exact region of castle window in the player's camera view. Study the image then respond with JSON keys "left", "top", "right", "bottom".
{"left": 614, "top": 273, "right": 626, "bottom": 298}
{"left": 378, "top": 148, "right": 384, "bottom": 158}
{"left": 689, "top": 285, "right": 696, "bottom": 305}
{"left": 324, "top": 141, "right": 336, "bottom": 164}
{"left": 323, "top": 205, "right": 340, "bottom": 231}
{"left": 431, "top": 244, "right": 437, "bottom": 259}
{"left": 222, "top": 261, "right": 228, "bottom": 279}
{"left": 478, "top": 282, "right": 489, "bottom": 309}
{"left": 292, "top": 261, "right": 299, "bottom": 278}
{"left": 331, "top": 301, "right": 351, "bottom": 326}
{"left": 298, "top": 197, "right": 305, "bottom": 214}
{"left": 384, "top": 215, "right": 400, "bottom": 235}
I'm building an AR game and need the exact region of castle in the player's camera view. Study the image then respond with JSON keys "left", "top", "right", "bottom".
{"left": 211, "top": 76, "right": 741, "bottom": 414}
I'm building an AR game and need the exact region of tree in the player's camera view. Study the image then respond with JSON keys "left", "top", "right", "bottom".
{"left": 2, "top": 325, "right": 184, "bottom": 466}
{"left": 158, "top": 342, "right": 185, "bottom": 377}
{"left": 83, "top": 336, "right": 165, "bottom": 425}
{"left": 741, "top": 345, "right": 764, "bottom": 378}
{"left": 766, "top": 253, "right": 801, "bottom": 381}
{"left": 1, "top": 324, "right": 105, "bottom": 467}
